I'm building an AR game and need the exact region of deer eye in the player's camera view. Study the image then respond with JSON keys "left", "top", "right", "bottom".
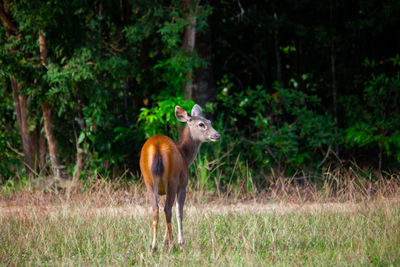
{"left": 198, "top": 122, "right": 205, "bottom": 128}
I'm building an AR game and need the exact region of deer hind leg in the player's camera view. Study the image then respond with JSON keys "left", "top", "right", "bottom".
{"left": 163, "top": 224, "right": 168, "bottom": 245}
{"left": 163, "top": 185, "right": 177, "bottom": 248}
{"left": 150, "top": 179, "right": 159, "bottom": 251}
{"left": 176, "top": 187, "right": 186, "bottom": 248}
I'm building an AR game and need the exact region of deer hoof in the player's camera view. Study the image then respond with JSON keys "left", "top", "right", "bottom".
{"left": 179, "top": 242, "right": 186, "bottom": 250}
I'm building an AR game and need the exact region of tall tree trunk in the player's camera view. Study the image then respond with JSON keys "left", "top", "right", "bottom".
{"left": 11, "top": 78, "right": 36, "bottom": 178}
{"left": 39, "top": 31, "right": 61, "bottom": 176}
{"left": 193, "top": 22, "right": 216, "bottom": 107}
{"left": 182, "top": 0, "right": 199, "bottom": 100}
{"left": 273, "top": 12, "right": 283, "bottom": 88}
{"left": 330, "top": 5, "right": 339, "bottom": 157}
{"left": 330, "top": 41, "right": 339, "bottom": 155}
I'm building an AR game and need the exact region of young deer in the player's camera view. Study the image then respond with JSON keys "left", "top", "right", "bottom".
{"left": 140, "top": 104, "right": 220, "bottom": 250}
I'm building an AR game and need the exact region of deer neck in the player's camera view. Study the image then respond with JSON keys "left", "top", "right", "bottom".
{"left": 177, "top": 125, "right": 201, "bottom": 166}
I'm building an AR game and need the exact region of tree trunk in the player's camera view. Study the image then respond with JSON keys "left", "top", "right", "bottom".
{"left": 73, "top": 145, "right": 84, "bottom": 181}
{"left": 0, "top": 1, "right": 17, "bottom": 35}
{"left": 39, "top": 31, "right": 61, "bottom": 176}
{"left": 11, "top": 78, "right": 36, "bottom": 178}
{"left": 330, "top": 41, "right": 339, "bottom": 156}
{"left": 273, "top": 12, "right": 283, "bottom": 88}
{"left": 38, "top": 127, "right": 46, "bottom": 170}
{"left": 193, "top": 22, "right": 217, "bottom": 107}
{"left": 330, "top": 5, "right": 339, "bottom": 157}
{"left": 42, "top": 102, "right": 61, "bottom": 173}
{"left": 39, "top": 31, "right": 47, "bottom": 65}
{"left": 73, "top": 112, "right": 85, "bottom": 180}
{"left": 29, "top": 123, "right": 46, "bottom": 173}
{"left": 182, "top": 0, "right": 199, "bottom": 100}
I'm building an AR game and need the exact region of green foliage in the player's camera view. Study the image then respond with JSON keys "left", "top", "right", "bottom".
{"left": 138, "top": 96, "right": 195, "bottom": 139}
{"left": 1, "top": 0, "right": 400, "bottom": 184}
{"left": 154, "top": 50, "right": 200, "bottom": 93}
{"left": 124, "top": 2, "right": 209, "bottom": 96}
{"left": 217, "top": 77, "right": 336, "bottom": 172}
{"left": 345, "top": 57, "right": 400, "bottom": 163}
{"left": 0, "top": 131, "right": 20, "bottom": 180}
{"left": 0, "top": 0, "right": 214, "bottom": 180}
{"left": 0, "top": 87, "right": 20, "bottom": 180}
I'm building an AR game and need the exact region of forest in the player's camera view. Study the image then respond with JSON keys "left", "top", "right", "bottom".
{"left": 1, "top": 1, "right": 400, "bottom": 265}
{"left": 1, "top": 0, "right": 399, "bottom": 187}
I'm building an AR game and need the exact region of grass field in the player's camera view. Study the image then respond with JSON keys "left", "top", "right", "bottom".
{"left": 1, "top": 186, "right": 400, "bottom": 266}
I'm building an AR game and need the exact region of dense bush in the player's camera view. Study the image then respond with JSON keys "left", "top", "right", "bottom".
{"left": 344, "top": 57, "right": 400, "bottom": 169}
{"left": 216, "top": 78, "right": 336, "bottom": 173}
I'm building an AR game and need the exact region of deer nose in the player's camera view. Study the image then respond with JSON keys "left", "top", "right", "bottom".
{"left": 213, "top": 133, "right": 221, "bottom": 140}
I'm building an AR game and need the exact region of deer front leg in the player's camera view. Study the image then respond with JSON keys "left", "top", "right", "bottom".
{"left": 176, "top": 187, "right": 186, "bottom": 248}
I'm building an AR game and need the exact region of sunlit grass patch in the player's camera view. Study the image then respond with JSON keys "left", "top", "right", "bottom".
{"left": 1, "top": 200, "right": 399, "bottom": 266}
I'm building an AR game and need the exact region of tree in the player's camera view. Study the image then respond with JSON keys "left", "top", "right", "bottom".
{"left": 182, "top": 0, "right": 200, "bottom": 100}
{"left": 39, "top": 31, "right": 61, "bottom": 176}
{"left": 193, "top": 19, "right": 217, "bottom": 107}
{"left": 0, "top": 0, "right": 40, "bottom": 178}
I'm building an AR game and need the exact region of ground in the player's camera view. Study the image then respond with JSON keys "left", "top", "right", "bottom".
{"left": 1, "top": 190, "right": 399, "bottom": 266}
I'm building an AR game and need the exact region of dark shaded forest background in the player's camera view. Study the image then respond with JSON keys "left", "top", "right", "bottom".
{"left": 0, "top": 0, "right": 399, "bottom": 187}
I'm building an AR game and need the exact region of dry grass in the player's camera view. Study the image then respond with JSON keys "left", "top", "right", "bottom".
{"left": 1, "top": 171, "right": 400, "bottom": 266}
{"left": 2, "top": 166, "right": 400, "bottom": 205}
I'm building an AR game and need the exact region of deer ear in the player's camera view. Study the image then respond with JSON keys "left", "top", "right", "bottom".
{"left": 175, "top": 106, "right": 191, "bottom": 122}
{"left": 191, "top": 104, "right": 202, "bottom": 117}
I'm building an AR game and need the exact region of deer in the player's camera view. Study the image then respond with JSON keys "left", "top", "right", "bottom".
{"left": 139, "top": 104, "right": 221, "bottom": 251}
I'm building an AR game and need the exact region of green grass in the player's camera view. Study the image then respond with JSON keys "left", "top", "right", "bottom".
{"left": 1, "top": 200, "right": 399, "bottom": 266}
